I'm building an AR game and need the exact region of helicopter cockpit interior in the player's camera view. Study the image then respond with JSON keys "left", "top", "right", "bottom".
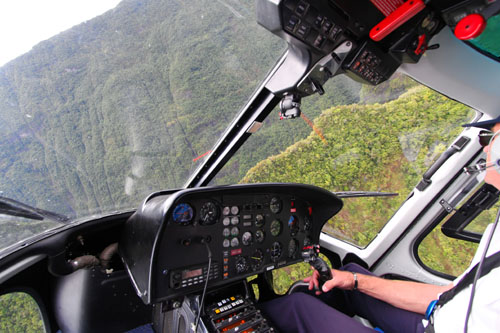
{"left": 0, "top": 0, "right": 499, "bottom": 332}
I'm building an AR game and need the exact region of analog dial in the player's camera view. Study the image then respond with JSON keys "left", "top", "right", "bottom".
{"left": 270, "top": 241, "right": 282, "bottom": 262}
{"left": 199, "top": 201, "right": 219, "bottom": 225}
{"left": 270, "top": 197, "right": 282, "bottom": 214}
{"left": 231, "top": 226, "right": 239, "bottom": 237}
{"left": 255, "top": 214, "right": 265, "bottom": 227}
{"left": 270, "top": 219, "right": 282, "bottom": 237}
{"left": 172, "top": 203, "right": 194, "bottom": 224}
{"left": 304, "top": 215, "right": 312, "bottom": 231}
{"left": 288, "top": 215, "right": 299, "bottom": 236}
{"left": 235, "top": 256, "right": 249, "bottom": 274}
{"left": 251, "top": 249, "right": 264, "bottom": 270}
{"left": 255, "top": 229, "right": 265, "bottom": 243}
{"left": 288, "top": 238, "right": 298, "bottom": 259}
{"left": 242, "top": 231, "right": 253, "bottom": 246}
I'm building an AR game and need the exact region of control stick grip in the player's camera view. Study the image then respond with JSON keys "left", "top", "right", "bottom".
{"left": 310, "top": 257, "right": 333, "bottom": 290}
{"left": 301, "top": 244, "right": 332, "bottom": 290}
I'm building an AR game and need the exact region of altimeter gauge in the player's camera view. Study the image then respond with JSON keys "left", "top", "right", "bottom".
{"left": 200, "top": 201, "right": 219, "bottom": 225}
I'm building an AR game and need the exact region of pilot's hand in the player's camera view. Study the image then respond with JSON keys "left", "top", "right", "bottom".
{"left": 303, "top": 268, "right": 355, "bottom": 294}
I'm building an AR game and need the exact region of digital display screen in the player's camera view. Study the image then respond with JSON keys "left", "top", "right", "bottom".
{"left": 182, "top": 268, "right": 202, "bottom": 279}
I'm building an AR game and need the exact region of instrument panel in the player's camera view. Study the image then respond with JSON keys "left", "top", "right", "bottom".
{"left": 120, "top": 183, "right": 342, "bottom": 304}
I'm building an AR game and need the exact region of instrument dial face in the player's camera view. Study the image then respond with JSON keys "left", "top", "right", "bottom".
{"left": 172, "top": 203, "right": 194, "bottom": 224}
{"left": 304, "top": 216, "right": 312, "bottom": 231}
{"left": 231, "top": 205, "right": 239, "bottom": 215}
{"left": 288, "top": 238, "right": 298, "bottom": 259}
{"left": 255, "top": 214, "right": 265, "bottom": 227}
{"left": 199, "top": 201, "right": 219, "bottom": 225}
{"left": 288, "top": 215, "right": 299, "bottom": 236}
{"left": 231, "top": 227, "right": 239, "bottom": 237}
{"left": 270, "top": 241, "right": 282, "bottom": 262}
{"left": 270, "top": 197, "right": 282, "bottom": 214}
{"left": 222, "top": 206, "right": 231, "bottom": 216}
{"left": 270, "top": 219, "right": 282, "bottom": 237}
{"left": 255, "top": 229, "right": 265, "bottom": 243}
{"left": 251, "top": 249, "right": 264, "bottom": 270}
{"left": 242, "top": 231, "right": 253, "bottom": 246}
{"left": 235, "top": 256, "right": 249, "bottom": 274}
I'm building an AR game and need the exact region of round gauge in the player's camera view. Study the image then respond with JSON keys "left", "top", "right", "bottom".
{"left": 231, "top": 216, "right": 239, "bottom": 225}
{"left": 222, "top": 206, "right": 231, "bottom": 216}
{"left": 172, "top": 203, "right": 194, "bottom": 224}
{"left": 231, "top": 205, "right": 240, "bottom": 215}
{"left": 251, "top": 249, "right": 264, "bottom": 270}
{"left": 199, "top": 201, "right": 219, "bottom": 225}
{"left": 288, "top": 215, "right": 299, "bottom": 236}
{"left": 255, "top": 229, "right": 265, "bottom": 243}
{"left": 304, "top": 216, "right": 312, "bottom": 231}
{"left": 222, "top": 228, "right": 230, "bottom": 237}
{"left": 231, "top": 237, "right": 239, "bottom": 247}
{"left": 223, "top": 217, "right": 230, "bottom": 226}
{"left": 222, "top": 239, "right": 230, "bottom": 248}
{"left": 270, "top": 197, "right": 282, "bottom": 214}
{"left": 235, "top": 256, "right": 249, "bottom": 274}
{"left": 270, "top": 241, "right": 282, "bottom": 262}
{"left": 270, "top": 219, "right": 282, "bottom": 237}
{"left": 242, "top": 231, "right": 253, "bottom": 246}
{"left": 288, "top": 238, "right": 298, "bottom": 259}
{"left": 231, "top": 226, "right": 239, "bottom": 237}
{"left": 255, "top": 214, "right": 265, "bottom": 227}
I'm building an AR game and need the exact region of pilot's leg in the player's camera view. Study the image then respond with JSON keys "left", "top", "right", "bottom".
{"left": 259, "top": 292, "right": 376, "bottom": 333}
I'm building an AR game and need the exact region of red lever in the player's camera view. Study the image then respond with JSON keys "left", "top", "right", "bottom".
{"left": 370, "top": 0, "right": 426, "bottom": 41}
{"left": 454, "top": 14, "right": 487, "bottom": 40}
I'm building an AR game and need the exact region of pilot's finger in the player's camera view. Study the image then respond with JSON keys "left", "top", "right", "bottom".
{"left": 321, "top": 278, "right": 336, "bottom": 293}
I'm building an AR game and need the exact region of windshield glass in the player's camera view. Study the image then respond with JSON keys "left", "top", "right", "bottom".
{"left": 212, "top": 74, "right": 475, "bottom": 247}
{"left": 0, "top": 0, "right": 285, "bottom": 250}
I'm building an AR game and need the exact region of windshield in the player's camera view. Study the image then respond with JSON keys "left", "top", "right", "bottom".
{"left": 0, "top": 0, "right": 285, "bottom": 250}
{"left": 212, "top": 74, "right": 475, "bottom": 247}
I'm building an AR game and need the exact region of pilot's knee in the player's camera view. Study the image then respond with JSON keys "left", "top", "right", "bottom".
{"left": 341, "top": 262, "right": 368, "bottom": 274}
{"left": 287, "top": 292, "right": 319, "bottom": 307}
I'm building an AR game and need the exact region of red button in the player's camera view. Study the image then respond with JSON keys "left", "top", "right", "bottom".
{"left": 454, "top": 14, "right": 486, "bottom": 40}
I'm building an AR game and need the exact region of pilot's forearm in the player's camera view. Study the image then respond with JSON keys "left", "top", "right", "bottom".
{"left": 354, "top": 273, "right": 452, "bottom": 314}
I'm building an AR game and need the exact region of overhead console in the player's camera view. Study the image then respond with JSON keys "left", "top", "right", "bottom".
{"left": 120, "top": 183, "right": 342, "bottom": 305}
{"left": 257, "top": 0, "right": 452, "bottom": 86}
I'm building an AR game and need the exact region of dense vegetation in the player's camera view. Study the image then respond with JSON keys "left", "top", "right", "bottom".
{"left": 240, "top": 85, "right": 475, "bottom": 291}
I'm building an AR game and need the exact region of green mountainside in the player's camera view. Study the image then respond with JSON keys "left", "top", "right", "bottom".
{"left": 0, "top": 0, "right": 284, "bottom": 219}
{"left": 241, "top": 86, "right": 476, "bottom": 288}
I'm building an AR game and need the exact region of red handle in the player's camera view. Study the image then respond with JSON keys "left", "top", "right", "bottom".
{"left": 370, "top": 0, "right": 426, "bottom": 41}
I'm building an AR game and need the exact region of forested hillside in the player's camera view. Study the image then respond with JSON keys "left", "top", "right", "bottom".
{"left": 241, "top": 85, "right": 476, "bottom": 287}
{"left": 0, "top": 0, "right": 285, "bottom": 220}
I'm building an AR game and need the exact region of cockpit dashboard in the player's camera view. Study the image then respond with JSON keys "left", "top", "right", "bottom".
{"left": 120, "top": 183, "right": 342, "bottom": 304}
